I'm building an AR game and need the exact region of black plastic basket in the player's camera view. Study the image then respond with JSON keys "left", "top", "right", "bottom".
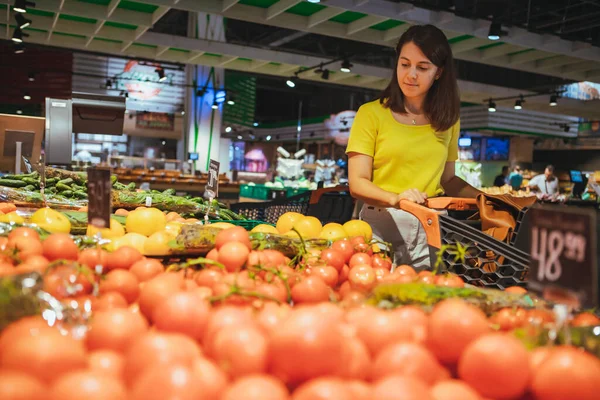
{"left": 230, "top": 191, "right": 312, "bottom": 225}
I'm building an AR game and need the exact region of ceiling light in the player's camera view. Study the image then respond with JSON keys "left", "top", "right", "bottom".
{"left": 286, "top": 76, "right": 297, "bottom": 88}
{"left": 340, "top": 60, "right": 353, "bottom": 73}
{"left": 253, "top": 122, "right": 259, "bottom": 127}
{"left": 514, "top": 96, "right": 524, "bottom": 110}
{"left": 28, "top": 72, "right": 35, "bottom": 81}
{"left": 488, "top": 22, "right": 502, "bottom": 40}
{"left": 225, "top": 126, "right": 232, "bottom": 133}
{"left": 161, "top": 140, "right": 166, "bottom": 145}
{"left": 12, "top": 28, "right": 28, "bottom": 43}
{"left": 155, "top": 68, "right": 167, "bottom": 82}
{"left": 16, "top": 109, "right": 23, "bottom": 115}
{"left": 23, "top": 92, "right": 31, "bottom": 100}
{"left": 212, "top": 102, "right": 218, "bottom": 110}
{"left": 15, "top": 13, "right": 31, "bottom": 29}
{"left": 549, "top": 94, "right": 558, "bottom": 107}
{"left": 266, "top": 135, "right": 272, "bottom": 141}
{"left": 237, "top": 135, "right": 243, "bottom": 140}
{"left": 181, "top": 110, "right": 185, "bottom": 115}
{"left": 488, "top": 99, "right": 496, "bottom": 112}
{"left": 307, "top": 0, "right": 320, "bottom": 3}
{"left": 321, "top": 69, "right": 330, "bottom": 80}
{"left": 14, "top": 43, "right": 25, "bottom": 54}
{"left": 14, "top": 0, "right": 35, "bottom": 13}
{"left": 106, "top": 79, "right": 113, "bottom": 88}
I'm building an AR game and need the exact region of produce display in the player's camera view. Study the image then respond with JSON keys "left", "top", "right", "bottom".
{"left": 1, "top": 197, "right": 599, "bottom": 400}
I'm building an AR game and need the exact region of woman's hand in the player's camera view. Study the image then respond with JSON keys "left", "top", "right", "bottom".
{"left": 395, "top": 188, "right": 428, "bottom": 205}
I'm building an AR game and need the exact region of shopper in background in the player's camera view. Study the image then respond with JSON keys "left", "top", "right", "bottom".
{"left": 346, "top": 24, "right": 481, "bottom": 270}
{"left": 508, "top": 166, "right": 524, "bottom": 191}
{"left": 493, "top": 166, "right": 510, "bottom": 187}
{"left": 528, "top": 165, "right": 559, "bottom": 196}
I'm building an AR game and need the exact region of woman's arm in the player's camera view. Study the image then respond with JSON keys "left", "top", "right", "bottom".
{"left": 348, "top": 152, "right": 399, "bottom": 207}
{"left": 440, "top": 161, "right": 482, "bottom": 198}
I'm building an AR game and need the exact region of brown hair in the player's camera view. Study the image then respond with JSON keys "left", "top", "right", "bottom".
{"left": 380, "top": 24, "right": 460, "bottom": 132}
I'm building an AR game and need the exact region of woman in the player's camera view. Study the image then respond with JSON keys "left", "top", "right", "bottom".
{"left": 346, "top": 24, "right": 480, "bottom": 270}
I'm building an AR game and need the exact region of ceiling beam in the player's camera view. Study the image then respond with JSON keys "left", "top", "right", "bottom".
{"left": 307, "top": 7, "right": 346, "bottom": 29}
{"left": 221, "top": 0, "right": 239, "bottom": 12}
{"left": 265, "top": 0, "right": 302, "bottom": 21}
{"left": 347, "top": 15, "right": 387, "bottom": 35}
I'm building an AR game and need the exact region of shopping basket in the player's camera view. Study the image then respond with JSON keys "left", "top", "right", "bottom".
{"left": 399, "top": 198, "right": 531, "bottom": 289}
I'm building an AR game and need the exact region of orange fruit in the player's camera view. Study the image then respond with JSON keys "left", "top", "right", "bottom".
{"left": 276, "top": 212, "right": 304, "bottom": 234}
{"left": 319, "top": 223, "right": 348, "bottom": 241}
{"left": 343, "top": 220, "right": 373, "bottom": 242}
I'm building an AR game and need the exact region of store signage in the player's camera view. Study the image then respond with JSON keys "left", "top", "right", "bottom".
{"left": 528, "top": 205, "right": 598, "bottom": 308}
{"left": 206, "top": 159, "right": 220, "bottom": 198}
{"left": 87, "top": 167, "right": 112, "bottom": 229}
{"left": 135, "top": 112, "right": 175, "bottom": 131}
{"left": 324, "top": 110, "right": 356, "bottom": 146}
{"left": 115, "top": 60, "right": 174, "bottom": 100}
{"left": 559, "top": 81, "right": 600, "bottom": 101}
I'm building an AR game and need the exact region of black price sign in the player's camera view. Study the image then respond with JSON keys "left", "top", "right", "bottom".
{"left": 87, "top": 167, "right": 112, "bottom": 229}
{"left": 528, "top": 205, "right": 598, "bottom": 309}
{"left": 205, "top": 159, "right": 220, "bottom": 199}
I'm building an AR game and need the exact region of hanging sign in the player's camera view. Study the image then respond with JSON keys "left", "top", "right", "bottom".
{"left": 87, "top": 167, "right": 112, "bottom": 229}
{"left": 135, "top": 112, "right": 175, "bottom": 131}
{"left": 206, "top": 159, "right": 220, "bottom": 198}
{"left": 324, "top": 110, "right": 356, "bottom": 146}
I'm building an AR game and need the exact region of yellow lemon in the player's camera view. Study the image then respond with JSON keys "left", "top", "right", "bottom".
{"left": 115, "top": 233, "right": 147, "bottom": 253}
{"left": 0, "top": 212, "right": 24, "bottom": 224}
{"left": 276, "top": 212, "right": 304, "bottom": 234}
{"left": 30, "top": 207, "right": 71, "bottom": 233}
{"left": 343, "top": 219, "right": 373, "bottom": 242}
{"left": 86, "top": 218, "right": 125, "bottom": 239}
{"left": 164, "top": 221, "right": 183, "bottom": 237}
{"left": 143, "top": 230, "right": 173, "bottom": 256}
{"left": 251, "top": 224, "right": 279, "bottom": 234}
{"left": 283, "top": 230, "right": 300, "bottom": 239}
{"left": 208, "top": 222, "right": 236, "bottom": 230}
{"left": 292, "top": 216, "right": 322, "bottom": 239}
{"left": 125, "top": 207, "right": 166, "bottom": 237}
{"left": 319, "top": 223, "right": 348, "bottom": 241}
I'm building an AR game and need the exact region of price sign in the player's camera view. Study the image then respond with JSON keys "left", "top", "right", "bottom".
{"left": 87, "top": 167, "right": 112, "bottom": 229}
{"left": 528, "top": 205, "right": 598, "bottom": 308}
{"left": 205, "top": 159, "right": 220, "bottom": 199}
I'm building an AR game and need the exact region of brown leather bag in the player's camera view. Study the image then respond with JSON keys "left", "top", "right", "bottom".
{"left": 476, "top": 193, "right": 537, "bottom": 243}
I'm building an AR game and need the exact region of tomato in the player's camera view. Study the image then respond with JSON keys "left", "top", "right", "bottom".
{"left": 44, "top": 264, "right": 94, "bottom": 299}
{"left": 393, "top": 264, "right": 417, "bottom": 278}
{"left": 320, "top": 248, "right": 345, "bottom": 272}
{"left": 530, "top": 347, "right": 554, "bottom": 374}
{"left": 489, "top": 308, "right": 528, "bottom": 331}
{"left": 263, "top": 249, "right": 286, "bottom": 267}
{"left": 458, "top": 333, "right": 530, "bottom": 400}
{"left": 203, "top": 306, "right": 255, "bottom": 356}
{"left": 571, "top": 312, "right": 600, "bottom": 327}
{"left": 0, "top": 327, "right": 87, "bottom": 384}
{"left": 218, "top": 241, "right": 250, "bottom": 272}
{"left": 153, "top": 291, "right": 210, "bottom": 341}
{"left": 427, "top": 299, "right": 491, "bottom": 365}
{"left": 350, "top": 236, "right": 366, "bottom": 247}
{"left": 309, "top": 265, "right": 339, "bottom": 288}
{"left": 221, "top": 375, "right": 289, "bottom": 400}
{"left": 0, "top": 371, "right": 46, "bottom": 400}
{"left": 431, "top": 380, "right": 481, "bottom": 400}
{"left": 7, "top": 226, "right": 40, "bottom": 241}
{"left": 338, "top": 264, "right": 350, "bottom": 285}
{"left": 291, "top": 275, "right": 330, "bottom": 304}
{"left": 416, "top": 270, "right": 435, "bottom": 284}
{"left": 435, "top": 273, "right": 464, "bottom": 288}
{"left": 130, "top": 364, "right": 207, "bottom": 400}
{"left": 372, "top": 375, "right": 432, "bottom": 400}
{"left": 372, "top": 341, "right": 445, "bottom": 384}
{"left": 86, "top": 308, "right": 148, "bottom": 353}
{"left": 194, "top": 268, "right": 224, "bottom": 290}
{"left": 374, "top": 267, "right": 390, "bottom": 283}
{"left": 347, "top": 380, "right": 372, "bottom": 400}
{"left": 124, "top": 332, "right": 202, "bottom": 384}
{"left": 100, "top": 269, "right": 140, "bottom": 304}
{"left": 527, "top": 309, "right": 555, "bottom": 325}
{"left": 7, "top": 236, "right": 43, "bottom": 260}
{"left": 256, "top": 302, "right": 292, "bottom": 336}
{"left": 293, "top": 377, "right": 354, "bottom": 400}
{"left": 192, "top": 357, "right": 229, "bottom": 399}
{"left": 138, "top": 273, "right": 185, "bottom": 321}
{"left": 42, "top": 233, "right": 79, "bottom": 261}
{"left": 215, "top": 226, "right": 251, "bottom": 251}
{"left": 129, "top": 258, "right": 164, "bottom": 282}
{"left": 348, "top": 265, "right": 377, "bottom": 292}
{"left": 353, "top": 242, "right": 373, "bottom": 255}
{"left": 78, "top": 248, "right": 109, "bottom": 269}
{"left": 0, "top": 236, "right": 8, "bottom": 251}
{"left": 15, "top": 254, "right": 49, "bottom": 274}
{"left": 372, "top": 254, "right": 392, "bottom": 271}
{"left": 337, "top": 336, "right": 371, "bottom": 380}
{"left": 92, "top": 292, "right": 128, "bottom": 311}
{"left": 0, "top": 316, "right": 50, "bottom": 353}
{"left": 255, "top": 282, "right": 288, "bottom": 303}
{"left": 505, "top": 285, "right": 527, "bottom": 294}
{"left": 206, "top": 248, "right": 219, "bottom": 262}
{"left": 49, "top": 370, "right": 127, "bottom": 400}
{"left": 0, "top": 262, "right": 15, "bottom": 276}
{"left": 531, "top": 345, "right": 600, "bottom": 400}
{"left": 212, "top": 324, "right": 268, "bottom": 378}
{"left": 106, "top": 246, "right": 144, "bottom": 271}
{"left": 88, "top": 350, "right": 125, "bottom": 379}
{"left": 332, "top": 239, "right": 354, "bottom": 263}
{"left": 349, "top": 252, "right": 372, "bottom": 268}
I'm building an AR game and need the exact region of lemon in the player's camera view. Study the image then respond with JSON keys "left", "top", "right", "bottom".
{"left": 251, "top": 224, "right": 279, "bottom": 234}
{"left": 319, "top": 223, "right": 348, "bottom": 241}
{"left": 86, "top": 218, "right": 125, "bottom": 239}
{"left": 0, "top": 212, "right": 24, "bottom": 224}
{"left": 292, "top": 216, "right": 322, "bottom": 239}
{"left": 115, "top": 233, "right": 147, "bottom": 253}
{"left": 125, "top": 207, "right": 166, "bottom": 237}
{"left": 164, "top": 221, "right": 183, "bottom": 237}
{"left": 276, "top": 212, "right": 304, "bottom": 234}
{"left": 30, "top": 207, "right": 71, "bottom": 233}
{"left": 143, "top": 230, "right": 173, "bottom": 256}
{"left": 283, "top": 230, "right": 300, "bottom": 239}
{"left": 343, "top": 220, "right": 373, "bottom": 242}
{"left": 208, "top": 222, "right": 236, "bottom": 230}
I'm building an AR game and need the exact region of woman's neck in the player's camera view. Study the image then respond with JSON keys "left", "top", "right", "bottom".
{"left": 404, "top": 95, "right": 425, "bottom": 114}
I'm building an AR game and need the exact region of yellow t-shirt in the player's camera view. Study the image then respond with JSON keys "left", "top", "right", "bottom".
{"left": 346, "top": 99, "right": 459, "bottom": 198}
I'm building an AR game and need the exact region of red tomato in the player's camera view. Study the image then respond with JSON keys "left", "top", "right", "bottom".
{"left": 348, "top": 265, "right": 377, "bottom": 293}
{"left": 256, "top": 302, "right": 292, "bottom": 336}
{"left": 42, "top": 233, "right": 79, "bottom": 261}
{"left": 130, "top": 364, "right": 207, "bottom": 400}
{"left": 88, "top": 350, "right": 125, "bottom": 379}
{"left": 192, "top": 358, "right": 229, "bottom": 399}
{"left": 15, "top": 255, "right": 49, "bottom": 274}
{"left": 106, "top": 246, "right": 144, "bottom": 270}
{"left": 92, "top": 292, "right": 128, "bottom": 311}
{"left": 255, "top": 282, "right": 288, "bottom": 303}
{"left": 293, "top": 377, "right": 354, "bottom": 400}
{"left": 394, "top": 264, "right": 417, "bottom": 278}
{"left": 86, "top": 308, "right": 148, "bottom": 353}
{"left": 99, "top": 269, "right": 140, "bottom": 304}
{"left": 0, "top": 370, "right": 46, "bottom": 400}
{"left": 332, "top": 239, "right": 354, "bottom": 263}
{"left": 218, "top": 241, "right": 250, "bottom": 272}
{"left": 347, "top": 380, "right": 373, "bottom": 400}
{"left": 0, "top": 316, "right": 50, "bottom": 353}
{"left": 7, "top": 236, "right": 43, "bottom": 260}
{"left": 372, "top": 375, "right": 432, "bottom": 400}
{"left": 489, "top": 308, "right": 528, "bottom": 331}
{"left": 309, "top": 265, "right": 339, "bottom": 288}
{"left": 458, "top": 333, "right": 530, "bottom": 400}
{"left": 505, "top": 285, "right": 527, "bottom": 294}
{"left": 129, "top": 258, "right": 164, "bottom": 282}
{"left": 527, "top": 309, "right": 555, "bottom": 325}
{"left": 203, "top": 306, "right": 255, "bottom": 356}
{"left": 350, "top": 236, "right": 366, "bottom": 246}
{"left": 78, "top": 248, "right": 109, "bottom": 269}
{"left": 337, "top": 336, "right": 372, "bottom": 380}
{"left": 44, "top": 264, "right": 94, "bottom": 299}
{"left": 372, "top": 341, "right": 445, "bottom": 384}
{"left": 372, "top": 254, "right": 392, "bottom": 271}
{"left": 435, "top": 273, "right": 464, "bottom": 288}
{"left": 194, "top": 268, "right": 224, "bottom": 290}
{"left": 349, "top": 253, "right": 372, "bottom": 268}
{"left": 320, "top": 248, "right": 345, "bottom": 272}
{"left": 215, "top": 226, "right": 251, "bottom": 251}
{"left": 0, "top": 237, "right": 8, "bottom": 252}
{"left": 570, "top": 312, "right": 600, "bottom": 327}
{"left": 338, "top": 264, "right": 350, "bottom": 285}
{"left": 212, "top": 324, "right": 269, "bottom": 378}
{"left": 431, "top": 380, "right": 481, "bottom": 400}
{"left": 206, "top": 248, "right": 219, "bottom": 262}
{"left": 138, "top": 273, "right": 185, "bottom": 321}
{"left": 153, "top": 291, "right": 211, "bottom": 341}
{"left": 7, "top": 226, "right": 40, "bottom": 241}
{"left": 221, "top": 375, "right": 289, "bottom": 400}
{"left": 291, "top": 275, "right": 330, "bottom": 304}
{"left": 49, "top": 370, "right": 127, "bottom": 400}
{"left": 417, "top": 270, "right": 435, "bottom": 284}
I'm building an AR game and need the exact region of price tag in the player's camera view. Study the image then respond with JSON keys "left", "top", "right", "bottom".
{"left": 145, "top": 196, "right": 152, "bottom": 207}
{"left": 205, "top": 159, "right": 220, "bottom": 199}
{"left": 87, "top": 167, "right": 112, "bottom": 229}
{"left": 528, "top": 205, "right": 598, "bottom": 309}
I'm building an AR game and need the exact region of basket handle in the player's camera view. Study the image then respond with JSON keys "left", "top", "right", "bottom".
{"left": 426, "top": 197, "right": 478, "bottom": 210}
{"left": 397, "top": 200, "right": 442, "bottom": 249}
{"left": 309, "top": 185, "right": 351, "bottom": 205}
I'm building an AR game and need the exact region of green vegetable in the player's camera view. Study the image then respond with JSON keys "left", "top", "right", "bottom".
{"left": 163, "top": 189, "right": 176, "bottom": 196}
{"left": 56, "top": 183, "right": 72, "bottom": 192}
{"left": 60, "top": 190, "right": 74, "bottom": 197}
{"left": 22, "top": 177, "right": 39, "bottom": 187}
{"left": 0, "top": 171, "right": 38, "bottom": 180}
{"left": 73, "top": 191, "right": 87, "bottom": 199}
{"left": 0, "top": 179, "right": 28, "bottom": 188}
{"left": 23, "top": 185, "right": 35, "bottom": 191}
{"left": 45, "top": 177, "right": 59, "bottom": 186}
{"left": 58, "top": 178, "right": 73, "bottom": 186}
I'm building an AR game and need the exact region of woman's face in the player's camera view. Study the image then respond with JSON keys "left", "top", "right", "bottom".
{"left": 397, "top": 41, "right": 440, "bottom": 100}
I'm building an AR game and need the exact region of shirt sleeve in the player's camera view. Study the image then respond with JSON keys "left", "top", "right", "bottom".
{"left": 446, "top": 119, "right": 460, "bottom": 162}
{"left": 346, "top": 103, "right": 378, "bottom": 157}
{"left": 528, "top": 175, "right": 541, "bottom": 187}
